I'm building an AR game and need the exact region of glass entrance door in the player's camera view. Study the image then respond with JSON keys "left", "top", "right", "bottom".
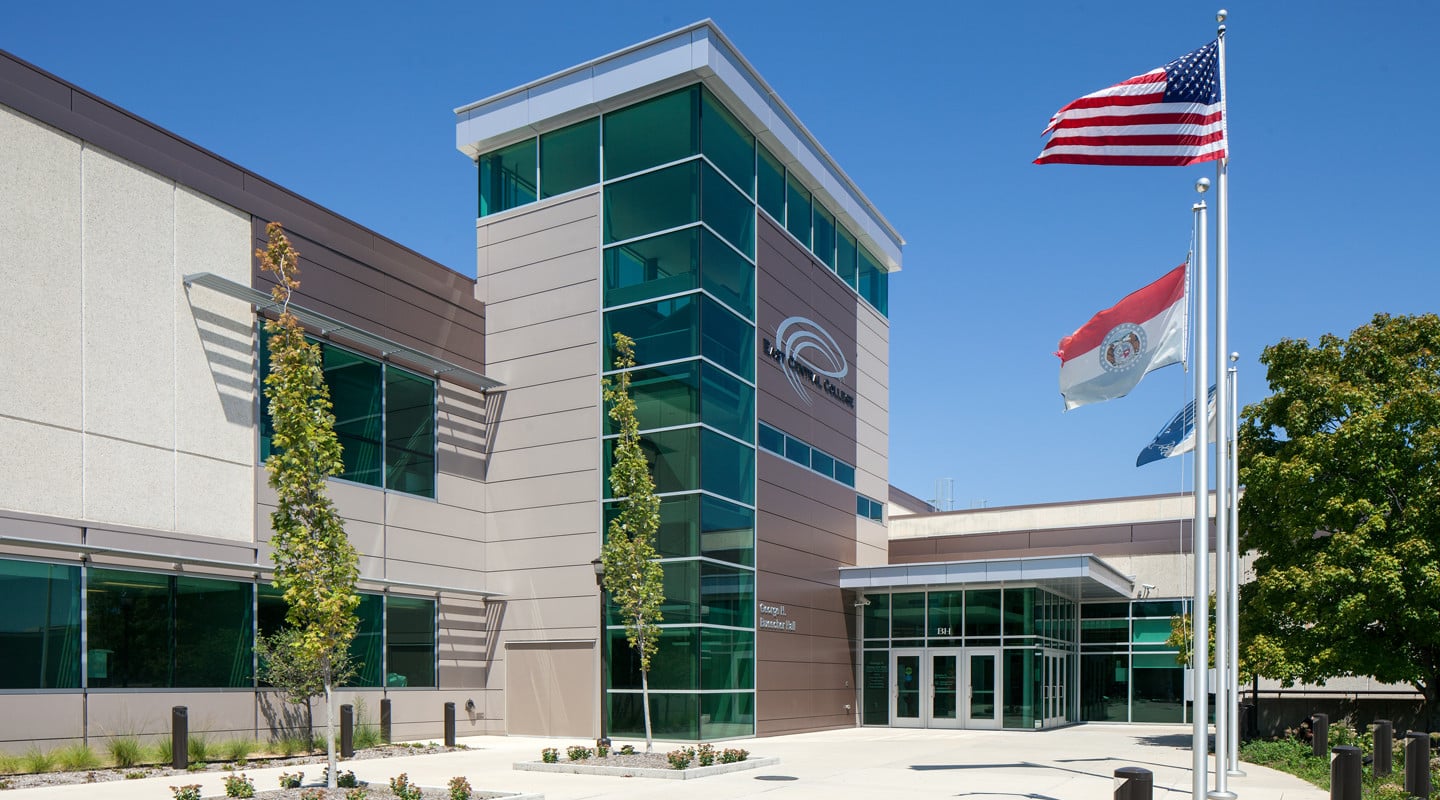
{"left": 891, "top": 649, "right": 925, "bottom": 727}
{"left": 929, "top": 650, "right": 961, "bottom": 728}
{"left": 966, "top": 649, "right": 1001, "bottom": 729}
{"left": 1043, "top": 650, "right": 1068, "bottom": 727}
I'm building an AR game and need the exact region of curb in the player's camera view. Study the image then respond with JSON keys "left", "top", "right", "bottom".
{"left": 513, "top": 756, "right": 780, "bottom": 780}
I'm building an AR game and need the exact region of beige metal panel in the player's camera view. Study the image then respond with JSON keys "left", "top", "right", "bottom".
{"left": 82, "top": 147, "right": 176, "bottom": 450}
{"left": 174, "top": 186, "right": 254, "bottom": 466}
{"left": 322, "top": 479, "right": 387, "bottom": 525}
{"left": 484, "top": 343, "right": 599, "bottom": 385}
{"left": 855, "top": 417, "right": 889, "bottom": 460}
{"left": 854, "top": 367, "right": 888, "bottom": 414}
{"left": 384, "top": 493, "right": 485, "bottom": 541}
{"left": 484, "top": 471, "right": 598, "bottom": 513}
{"left": 482, "top": 248, "right": 599, "bottom": 308}
{"left": 483, "top": 439, "right": 596, "bottom": 484}
{"left": 384, "top": 524, "right": 485, "bottom": 571}
{"left": 88, "top": 691, "right": 257, "bottom": 739}
{"left": 487, "top": 281, "right": 599, "bottom": 335}
{"left": 175, "top": 453, "right": 253, "bottom": 542}
{"left": 382, "top": 558, "right": 485, "bottom": 590}
{"left": 489, "top": 376, "right": 598, "bottom": 423}
{"left": 483, "top": 218, "right": 600, "bottom": 283}
{"left": 480, "top": 590, "right": 596, "bottom": 632}
{"left": 855, "top": 537, "right": 888, "bottom": 567}
{"left": 489, "top": 407, "right": 596, "bottom": 454}
{"left": 367, "top": 690, "right": 491, "bottom": 742}
{"left": 0, "top": 693, "right": 83, "bottom": 751}
{"left": 0, "top": 107, "right": 82, "bottom": 432}
{"left": 434, "top": 473, "right": 488, "bottom": 513}
{"left": 83, "top": 436, "right": 175, "bottom": 531}
{"left": 0, "top": 417, "right": 82, "bottom": 519}
{"left": 479, "top": 191, "right": 599, "bottom": 248}
{"left": 486, "top": 312, "right": 599, "bottom": 364}
{"left": 484, "top": 500, "right": 596, "bottom": 541}
{"left": 482, "top": 531, "right": 596, "bottom": 572}
{"left": 503, "top": 641, "right": 596, "bottom": 737}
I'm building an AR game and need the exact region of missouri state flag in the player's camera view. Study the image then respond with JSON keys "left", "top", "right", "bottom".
{"left": 1035, "top": 40, "right": 1226, "bottom": 166}
{"left": 1056, "top": 264, "right": 1187, "bottom": 410}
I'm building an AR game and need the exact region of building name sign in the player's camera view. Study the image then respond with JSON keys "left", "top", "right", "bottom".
{"left": 758, "top": 601, "right": 796, "bottom": 632}
{"left": 763, "top": 316, "right": 856, "bottom": 411}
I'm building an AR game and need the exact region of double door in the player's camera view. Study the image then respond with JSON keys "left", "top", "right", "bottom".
{"left": 891, "top": 648, "right": 999, "bottom": 729}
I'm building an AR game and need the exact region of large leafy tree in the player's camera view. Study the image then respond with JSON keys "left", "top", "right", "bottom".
{"left": 1238, "top": 313, "right": 1440, "bottom": 726}
{"left": 258, "top": 222, "right": 361, "bottom": 787}
{"left": 600, "top": 333, "right": 665, "bottom": 753}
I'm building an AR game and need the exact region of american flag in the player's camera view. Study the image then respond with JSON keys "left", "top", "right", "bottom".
{"left": 1035, "top": 40, "right": 1226, "bottom": 166}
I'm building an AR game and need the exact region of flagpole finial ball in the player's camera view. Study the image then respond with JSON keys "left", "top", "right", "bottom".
{"left": 1231, "top": 352, "right": 1239, "bottom": 362}
{"left": 1196, "top": 177, "right": 1211, "bottom": 193}
{"left": 1216, "top": 9, "right": 1227, "bottom": 22}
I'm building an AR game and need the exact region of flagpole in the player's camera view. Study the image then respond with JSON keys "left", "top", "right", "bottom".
{"left": 1229, "top": 353, "right": 1246, "bottom": 776}
{"left": 1191, "top": 180, "right": 1211, "bottom": 800}
{"left": 1210, "top": 7, "right": 1235, "bottom": 796}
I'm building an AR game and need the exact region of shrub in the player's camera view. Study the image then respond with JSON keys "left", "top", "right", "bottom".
{"left": 696, "top": 743, "right": 716, "bottom": 767}
{"left": 566, "top": 745, "right": 594, "bottom": 761}
{"left": 448, "top": 775, "right": 473, "bottom": 800}
{"left": 596, "top": 743, "right": 609, "bottom": 758}
{"left": 21, "top": 746, "right": 56, "bottom": 774}
{"left": 667, "top": 748, "right": 694, "bottom": 770}
{"left": 390, "top": 772, "right": 423, "bottom": 800}
{"left": 171, "top": 784, "right": 202, "bottom": 800}
{"left": 187, "top": 734, "right": 210, "bottom": 764}
{"left": 300, "top": 789, "right": 325, "bottom": 800}
{"left": 540, "top": 747, "right": 558, "bottom": 763}
{"left": 55, "top": 742, "right": 101, "bottom": 771}
{"left": 221, "top": 738, "right": 253, "bottom": 764}
{"left": 345, "top": 789, "right": 369, "bottom": 800}
{"left": 108, "top": 736, "right": 144, "bottom": 769}
{"left": 720, "top": 747, "right": 749, "bottom": 763}
{"left": 355, "top": 722, "right": 381, "bottom": 750}
{"left": 278, "top": 770, "right": 304, "bottom": 788}
{"left": 338, "top": 769, "right": 359, "bottom": 788}
{"left": 0, "top": 779, "right": 9, "bottom": 790}
{"left": 0, "top": 751, "right": 17, "bottom": 773}
{"left": 618, "top": 744, "right": 636, "bottom": 756}
{"left": 124, "top": 771, "right": 148, "bottom": 780}
{"left": 224, "top": 772, "right": 255, "bottom": 798}
{"left": 155, "top": 736, "right": 174, "bottom": 765}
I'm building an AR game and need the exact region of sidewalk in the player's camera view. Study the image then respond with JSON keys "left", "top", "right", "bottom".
{"left": 4, "top": 725, "right": 1326, "bottom": 800}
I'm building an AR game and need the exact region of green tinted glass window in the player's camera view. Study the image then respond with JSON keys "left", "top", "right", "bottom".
{"left": 700, "top": 89, "right": 754, "bottom": 197}
{"left": 701, "top": 495, "right": 754, "bottom": 566}
{"left": 605, "top": 427, "right": 699, "bottom": 498}
{"left": 1081, "top": 653, "right": 1129, "bottom": 722}
{"left": 812, "top": 204, "right": 837, "bottom": 269}
{"left": 604, "top": 162, "right": 700, "bottom": 244}
{"left": 758, "top": 422, "right": 783, "bottom": 454}
{"left": 173, "top": 575, "right": 253, "bottom": 687}
{"left": 608, "top": 626, "right": 698, "bottom": 690}
{"left": 700, "top": 362, "right": 753, "bottom": 442}
{"left": 701, "top": 164, "right": 754, "bottom": 258}
{"left": 386, "top": 596, "right": 435, "bottom": 688}
{"left": 701, "top": 692, "right": 755, "bottom": 738}
{"left": 604, "top": 228, "right": 699, "bottom": 307}
{"left": 608, "top": 361, "right": 699, "bottom": 434}
{"left": 540, "top": 118, "right": 599, "bottom": 198}
{"left": 966, "top": 589, "right": 1002, "bottom": 638}
{"left": 701, "top": 628, "right": 754, "bottom": 689}
{"left": 862, "top": 650, "right": 889, "bottom": 723}
{"left": 608, "top": 691, "right": 700, "bottom": 739}
{"left": 700, "top": 296, "right": 754, "bottom": 381}
{"left": 863, "top": 593, "right": 890, "bottom": 639}
{"left": 891, "top": 592, "right": 926, "bottom": 638}
{"left": 0, "top": 559, "right": 80, "bottom": 689}
{"left": 859, "top": 246, "right": 889, "bottom": 316}
{"left": 701, "top": 562, "right": 754, "bottom": 628}
{"left": 603, "top": 87, "right": 698, "bottom": 178}
{"left": 928, "top": 591, "right": 963, "bottom": 638}
{"left": 1130, "top": 656, "right": 1184, "bottom": 722}
{"left": 785, "top": 435, "right": 810, "bottom": 466}
{"left": 1132, "top": 618, "right": 1174, "bottom": 645}
{"left": 833, "top": 461, "right": 856, "bottom": 486}
{"left": 347, "top": 593, "right": 384, "bottom": 687}
{"left": 325, "top": 346, "right": 384, "bottom": 487}
{"left": 1003, "top": 649, "right": 1040, "bottom": 729}
{"left": 478, "top": 138, "right": 537, "bottom": 217}
{"left": 786, "top": 174, "right": 811, "bottom": 247}
{"left": 1133, "top": 600, "right": 1185, "bottom": 618}
{"left": 836, "top": 226, "right": 859, "bottom": 287}
{"left": 700, "top": 229, "right": 754, "bottom": 319}
{"left": 1004, "top": 588, "right": 1037, "bottom": 637}
{"left": 701, "top": 428, "right": 754, "bottom": 504}
{"left": 756, "top": 144, "right": 785, "bottom": 222}
{"left": 385, "top": 366, "right": 435, "bottom": 498}
{"left": 604, "top": 295, "right": 697, "bottom": 368}
{"left": 1082, "top": 618, "right": 1129, "bottom": 644}
{"left": 1082, "top": 602, "right": 1130, "bottom": 619}
{"left": 811, "top": 449, "right": 835, "bottom": 479}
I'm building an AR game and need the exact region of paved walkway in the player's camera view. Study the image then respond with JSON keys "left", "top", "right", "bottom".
{"left": 6, "top": 725, "right": 1325, "bottom": 800}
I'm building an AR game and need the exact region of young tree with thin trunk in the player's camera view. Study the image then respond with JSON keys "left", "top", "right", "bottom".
{"left": 258, "top": 222, "right": 360, "bottom": 788}
{"left": 600, "top": 333, "right": 665, "bottom": 753}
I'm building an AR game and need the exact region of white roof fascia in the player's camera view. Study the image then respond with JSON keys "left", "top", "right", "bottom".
{"left": 454, "top": 20, "right": 904, "bottom": 271}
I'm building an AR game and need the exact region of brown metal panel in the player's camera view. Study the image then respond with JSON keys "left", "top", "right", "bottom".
{"left": 888, "top": 538, "right": 939, "bottom": 559}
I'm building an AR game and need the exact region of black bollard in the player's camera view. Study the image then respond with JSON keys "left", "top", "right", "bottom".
{"left": 380, "top": 698, "right": 392, "bottom": 744}
{"left": 1406, "top": 732, "right": 1432, "bottom": 797}
{"left": 1373, "top": 720, "right": 1392, "bottom": 777}
{"left": 1312, "top": 713, "right": 1329, "bottom": 757}
{"left": 1114, "top": 766, "right": 1153, "bottom": 800}
{"left": 340, "top": 704, "right": 354, "bottom": 758}
{"left": 444, "top": 701, "right": 456, "bottom": 747}
{"left": 1330, "top": 746, "right": 1361, "bottom": 800}
{"left": 171, "top": 706, "right": 188, "bottom": 770}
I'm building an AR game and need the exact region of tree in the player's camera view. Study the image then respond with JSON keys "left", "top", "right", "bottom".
{"left": 1167, "top": 594, "right": 1251, "bottom": 681}
{"left": 1238, "top": 312, "right": 1440, "bottom": 727}
{"left": 599, "top": 333, "right": 665, "bottom": 753}
{"left": 258, "top": 222, "right": 361, "bottom": 787}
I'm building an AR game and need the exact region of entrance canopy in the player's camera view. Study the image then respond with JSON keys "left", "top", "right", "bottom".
{"left": 839, "top": 554, "right": 1133, "bottom": 600}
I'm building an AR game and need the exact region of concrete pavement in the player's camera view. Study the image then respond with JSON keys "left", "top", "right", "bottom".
{"left": 4, "top": 725, "right": 1326, "bottom": 800}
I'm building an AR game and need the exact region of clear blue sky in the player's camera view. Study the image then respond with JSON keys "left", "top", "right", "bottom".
{"left": 9, "top": 1, "right": 1437, "bottom": 509}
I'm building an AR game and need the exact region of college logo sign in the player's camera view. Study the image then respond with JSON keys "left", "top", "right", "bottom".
{"left": 762, "top": 316, "right": 856, "bottom": 409}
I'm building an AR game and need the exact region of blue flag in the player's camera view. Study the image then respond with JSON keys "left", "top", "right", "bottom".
{"left": 1137, "top": 386, "right": 1216, "bottom": 467}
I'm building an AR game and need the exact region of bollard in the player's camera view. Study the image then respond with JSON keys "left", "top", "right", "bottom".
{"left": 1312, "top": 713, "right": 1329, "bottom": 758}
{"left": 444, "top": 701, "right": 456, "bottom": 747}
{"left": 380, "top": 698, "right": 392, "bottom": 744}
{"left": 1239, "top": 702, "right": 1257, "bottom": 740}
{"left": 340, "top": 704, "right": 354, "bottom": 758}
{"left": 1331, "top": 746, "right": 1361, "bottom": 800}
{"left": 1114, "top": 766, "right": 1153, "bottom": 800}
{"left": 1373, "top": 720, "right": 1392, "bottom": 777}
{"left": 171, "top": 706, "right": 188, "bottom": 770}
{"left": 1406, "top": 732, "right": 1432, "bottom": 797}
